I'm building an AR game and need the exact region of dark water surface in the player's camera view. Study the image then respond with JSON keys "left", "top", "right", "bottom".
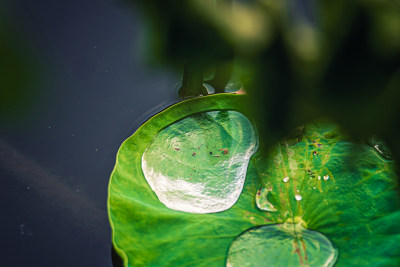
{"left": 0, "top": 0, "right": 178, "bottom": 266}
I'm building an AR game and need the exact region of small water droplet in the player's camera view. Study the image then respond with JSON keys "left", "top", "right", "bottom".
{"left": 256, "top": 187, "right": 277, "bottom": 212}
{"left": 313, "top": 187, "right": 316, "bottom": 190}
{"left": 323, "top": 175, "right": 329, "bottom": 181}
{"left": 295, "top": 194, "right": 302, "bottom": 201}
{"left": 309, "top": 176, "right": 313, "bottom": 179}
{"left": 318, "top": 176, "right": 321, "bottom": 180}
{"left": 368, "top": 135, "right": 392, "bottom": 160}
{"left": 283, "top": 176, "right": 289, "bottom": 183}
{"left": 297, "top": 189, "right": 299, "bottom": 192}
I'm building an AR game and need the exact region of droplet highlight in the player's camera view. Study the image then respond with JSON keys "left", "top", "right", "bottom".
{"left": 368, "top": 135, "right": 392, "bottom": 160}
{"left": 283, "top": 176, "right": 290, "bottom": 183}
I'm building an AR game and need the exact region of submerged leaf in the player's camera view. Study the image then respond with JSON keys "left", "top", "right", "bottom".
{"left": 227, "top": 223, "right": 338, "bottom": 267}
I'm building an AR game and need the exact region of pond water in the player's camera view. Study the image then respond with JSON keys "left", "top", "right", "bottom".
{"left": 0, "top": 0, "right": 178, "bottom": 266}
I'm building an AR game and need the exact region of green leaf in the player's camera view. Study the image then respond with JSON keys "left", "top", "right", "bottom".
{"left": 247, "top": 122, "right": 400, "bottom": 266}
{"left": 108, "top": 94, "right": 400, "bottom": 266}
{"left": 108, "top": 94, "right": 266, "bottom": 266}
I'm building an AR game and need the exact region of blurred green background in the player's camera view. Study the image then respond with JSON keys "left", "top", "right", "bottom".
{"left": 128, "top": 0, "right": 400, "bottom": 166}
{"left": 0, "top": 0, "right": 42, "bottom": 125}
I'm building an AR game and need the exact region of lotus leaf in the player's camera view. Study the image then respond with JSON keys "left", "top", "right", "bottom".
{"left": 108, "top": 94, "right": 400, "bottom": 266}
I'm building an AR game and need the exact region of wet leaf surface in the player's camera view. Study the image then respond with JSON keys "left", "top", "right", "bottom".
{"left": 251, "top": 123, "right": 400, "bottom": 266}
{"left": 108, "top": 94, "right": 400, "bottom": 266}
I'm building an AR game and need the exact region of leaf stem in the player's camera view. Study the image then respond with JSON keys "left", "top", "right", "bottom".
{"left": 178, "top": 59, "right": 208, "bottom": 98}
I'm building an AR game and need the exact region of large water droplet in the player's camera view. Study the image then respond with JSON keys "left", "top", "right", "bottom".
{"left": 142, "top": 110, "right": 258, "bottom": 213}
{"left": 368, "top": 135, "right": 392, "bottom": 160}
{"left": 255, "top": 187, "right": 277, "bottom": 212}
{"left": 227, "top": 224, "right": 338, "bottom": 267}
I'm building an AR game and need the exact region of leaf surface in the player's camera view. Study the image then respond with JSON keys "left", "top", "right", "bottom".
{"left": 108, "top": 94, "right": 400, "bottom": 266}
{"left": 108, "top": 94, "right": 266, "bottom": 266}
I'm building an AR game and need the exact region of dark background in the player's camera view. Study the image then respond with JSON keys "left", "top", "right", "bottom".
{"left": 0, "top": 0, "right": 178, "bottom": 266}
